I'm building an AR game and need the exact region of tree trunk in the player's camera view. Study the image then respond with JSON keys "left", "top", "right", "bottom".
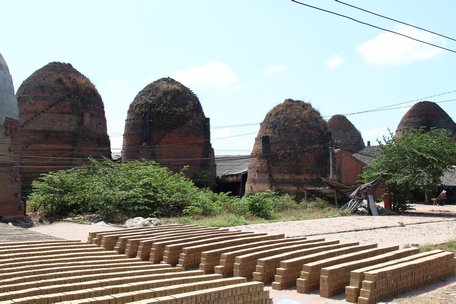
{"left": 425, "top": 190, "right": 430, "bottom": 204}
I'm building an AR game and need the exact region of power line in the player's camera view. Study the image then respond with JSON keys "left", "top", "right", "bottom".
{"left": 334, "top": 0, "right": 456, "bottom": 43}
{"left": 340, "top": 90, "right": 456, "bottom": 117}
{"left": 290, "top": 0, "right": 456, "bottom": 54}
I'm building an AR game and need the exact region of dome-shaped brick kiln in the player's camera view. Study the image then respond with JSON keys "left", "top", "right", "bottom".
{"left": 122, "top": 77, "right": 215, "bottom": 181}
{"left": 246, "top": 99, "right": 330, "bottom": 193}
{"left": 17, "top": 62, "right": 111, "bottom": 185}
{"left": 395, "top": 101, "right": 456, "bottom": 139}
{"left": 327, "top": 114, "right": 365, "bottom": 152}
{"left": 0, "top": 52, "right": 22, "bottom": 220}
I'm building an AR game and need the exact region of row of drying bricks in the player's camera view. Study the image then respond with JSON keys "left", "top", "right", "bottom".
{"left": 89, "top": 224, "right": 456, "bottom": 304}
{"left": 0, "top": 239, "right": 272, "bottom": 304}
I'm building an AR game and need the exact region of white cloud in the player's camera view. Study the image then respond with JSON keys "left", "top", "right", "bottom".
{"left": 324, "top": 54, "right": 344, "bottom": 69}
{"left": 172, "top": 61, "right": 238, "bottom": 88}
{"left": 358, "top": 24, "right": 444, "bottom": 65}
{"left": 262, "top": 64, "right": 290, "bottom": 76}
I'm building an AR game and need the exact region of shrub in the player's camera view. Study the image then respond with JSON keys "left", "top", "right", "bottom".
{"left": 29, "top": 159, "right": 210, "bottom": 222}
{"left": 242, "top": 192, "right": 275, "bottom": 219}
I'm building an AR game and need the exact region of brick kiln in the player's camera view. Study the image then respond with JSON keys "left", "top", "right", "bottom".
{"left": 0, "top": 52, "right": 23, "bottom": 220}
{"left": 246, "top": 99, "right": 330, "bottom": 193}
{"left": 122, "top": 77, "right": 215, "bottom": 181}
{"left": 16, "top": 62, "right": 111, "bottom": 186}
{"left": 327, "top": 114, "right": 365, "bottom": 152}
{"left": 395, "top": 101, "right": 456, "bottom": 139}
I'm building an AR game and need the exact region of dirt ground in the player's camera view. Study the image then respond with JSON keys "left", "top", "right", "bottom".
{"left": 24, "top": 203, "right": 456, "bottom": 303}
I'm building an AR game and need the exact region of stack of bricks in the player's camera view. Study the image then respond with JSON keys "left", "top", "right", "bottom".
{"left": 85, "top": 223, "right": 456, "bottom": 303}
{"left": 233, "top": 239, "right": 333, "bottom": 279}
{"left": 296, "top": 245, "right": 398, "bottom": 293}
{"left": 272, "top": 243, "right": 376, "bottom": 290}
{"left": 0, "top": 240, "right": 273, "bottom": 304}
{"left": 199, "top": 236, "right": 292, "bottom": 274}
{"left": 319, "top": 247, "right": 419, "bottom": 298}
{"left": 356, "top": 251, "right": 455, "bottom": 304}
{"left": 136, "top": 230, "right": 230, "bottom": 261}
{"left": 123, "top": 227, "right": 225, "bottom": 258}
{"left": 160, "top": 232, "right": 254, "bottom": 265}
{"left": 253, "top": 241, "right": 360, "bottom": 284}
{"left": 345, "top": 250, "right": 444, "bottom": 303}
{"left": 215, "top": 237, "right": 308, "bottom": 277}
{"left": 115, "top": 226, "right": 224, "bottom": 255}
{"left": 177, "top": 233, "right": 286, "bottom": 270}
{"left": 56, "top": 282, "right": 272, "bottom": 304}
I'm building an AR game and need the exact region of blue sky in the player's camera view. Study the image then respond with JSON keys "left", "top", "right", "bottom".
{"left": 1, "top": 0, "right": 455, "bottom": 154}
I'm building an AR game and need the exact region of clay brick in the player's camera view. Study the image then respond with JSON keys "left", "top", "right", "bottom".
{"left": 215, "top": 237, "right": 308, "bottom": 277}
{"left": 99, "top": 225, "right": 193, "bottom": 250}
{"left": 296, "top": 245, "right": 397, "bottom": 293}
{"left": 123, "top": 227, "right": 223, "bottom": 257}
{"left": 253, "top": 241, "right": 360, "bottom": 284}
{"left": 344, "top": 249, "right": 442, "bottom": 303}
{"left": 136, "top": 230, "right": 234, "bottom": 261}
{"left": 272, "top": 243, "right": 375, "bottom": 290}
{"left": 233, "top": 238, "right": 328, "bottom": 279}
{"left": 198, "top": 234, "right": 285, "bottom": 274}
{"left": 114, "top": 227, "right": 215, "bottom": 254}
{"left": 319, "top": 246, "right": 418, "bottom": 298}
{"left": 176, "top": 233, "right": 279, "bottom": 270}
{"left": 358, "top": 251, "right": 455, "bottom": 304}
{"left": 160, "top": 232, "right": 254, "bottom": 265}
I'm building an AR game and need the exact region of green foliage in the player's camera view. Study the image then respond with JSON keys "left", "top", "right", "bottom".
{"left": 418, "top": 240, "right": 456, "bottom": 253}
{"left": 29, "top": 159, "right": 205, "bottom": 222}
{"left": 241, "top": 191, "right": 278, "bottom": 219}
{"left": 192, "top": 170, "right": 216, "bottom": 189}
{"left": 362, "top": 128, "right": 456, "bottom": 211}
{"left": 133, "top": 81, "right": 197, "bottom": 129}
{"left": 29, "top": 159, "right": 349, "bottom": 225}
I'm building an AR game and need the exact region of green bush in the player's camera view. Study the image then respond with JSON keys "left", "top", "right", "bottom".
{"left": 242, "top": 192, "right": 275, "bottom": 219}
{"left": 29, "top": 159, "right": 209, "bottom": 222}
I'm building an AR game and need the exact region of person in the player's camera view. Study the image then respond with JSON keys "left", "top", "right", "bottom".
{"left": 437, "top": 190, "right": 448, "bottom": 206}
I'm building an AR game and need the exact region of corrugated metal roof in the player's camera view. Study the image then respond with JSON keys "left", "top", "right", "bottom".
{"left": 215, "top": 155, "right": 250, "bottom": 178}
{"left": 352, "top": 146, "right": 382, "bottom": 164}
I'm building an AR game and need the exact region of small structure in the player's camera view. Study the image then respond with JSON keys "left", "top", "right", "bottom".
{"left": 246, "top": 99, "right": 330, "bottom": 194}
{"left": 333, "top": 145, "right": 381, "bottom": 186}
{"left": 0, "top": 52, "right": 23, "bottom": 220}
{"left": 215, "top": 155, "right": 249, "bottom": 196}
{"left": 122, "top": 77, "right": 216, "bottom": 181}
{"left": 17, "top": 62, "right": 111, "bottom": 185}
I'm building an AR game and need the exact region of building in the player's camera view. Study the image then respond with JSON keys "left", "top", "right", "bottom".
{"left": 215, "top": 155, "right": 249, "bottom": 196}
{"left": 0, "top": 52, "right": 23, "bottom": 220}
{"left": 16, "top": 62, "right": 111, "bottom": 185}
{"left": 122, "top": 77, "right": 215, "bottom": 182}
{"left": 246, "top": 99, "right": 329, "bottom": 193}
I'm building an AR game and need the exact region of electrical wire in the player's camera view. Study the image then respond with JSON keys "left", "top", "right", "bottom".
{"left": 290, "top": 0, "right": 456, "bottom": 54}
{"left": 334, "top": 0, "right": 456, "bottom": 43}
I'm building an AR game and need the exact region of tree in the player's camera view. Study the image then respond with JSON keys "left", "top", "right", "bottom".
{"left": 362, "top": 128, "right": 456, "bottom": 211}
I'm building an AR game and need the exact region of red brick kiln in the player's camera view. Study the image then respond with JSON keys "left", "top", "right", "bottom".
{"left": 395, "top": 101, "right": 456, "bottom": 139}
{"left": 246, "top": 99, "right": 330, "bottom": 193}
{"left": 0, "top": 52, "right": 23, "bottom": 220}
{"left": 327, "top": 114, "right": 365, "bottom": 152}
{"left": 122, "top": 77, "right": 215, "bottom": 181}
{"left": 16, "top": 62, "right": 111, "bottom": 186}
